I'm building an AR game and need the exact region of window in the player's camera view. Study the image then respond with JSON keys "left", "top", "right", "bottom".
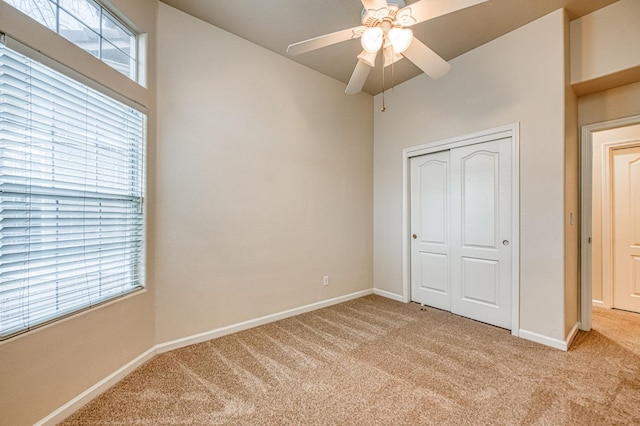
{"left": 0, "top": 41, "right": 146, "bottom": 339}
{"left": 3, "top": 0, "right": 137, "bottom": 80}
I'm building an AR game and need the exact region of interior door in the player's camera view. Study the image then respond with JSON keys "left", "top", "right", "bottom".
{"left": 450, "top": 138, "right": 512, "bottom": 329}
{"left": 612, "top": 145, "right": 640, "bottom": 313}
{"left": 410, "top": 137, "right": 513, "bottom": 329}
{"left": 410, "top": 151, "right": 451, "bottom": 311}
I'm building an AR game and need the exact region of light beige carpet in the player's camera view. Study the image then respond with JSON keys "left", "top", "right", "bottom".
{"left": 61, "top": 296, "right": 640, "bottom": 425}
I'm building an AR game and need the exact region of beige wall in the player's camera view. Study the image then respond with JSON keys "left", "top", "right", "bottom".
{"left": 564, "top": 11, "right": 579, "bottom": 337}
{"left": 574, "top": 0, "right": 640, "bottom": 312}
{"left": 581, "top": 82, "right": 640, "bottom": 304}
{"left": 579, "top": 82, "right": 640, "bottom": 127}
{"left": 0, "top": 1, "right": 157, "bottom": 425}
{"left": 579, "top": 84, "right": 640, "bottom": 301}
{"left": 154, "top": 4, "right": 373, "bottom": 343}
{"left": 571, "top": 0, "right": 640, "bottom": 95}
{"left": 373, "top": 10, "right": 571, "bottom": 342}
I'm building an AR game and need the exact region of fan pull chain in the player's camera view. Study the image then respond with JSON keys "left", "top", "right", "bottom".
{"left": 391, "top": 59, "right": 395, "bottom": 92}
{"left": 381, "top": 58, "right": 386, "bottom": 112}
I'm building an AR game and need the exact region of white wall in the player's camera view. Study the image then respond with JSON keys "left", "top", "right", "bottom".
{"left": 373, "top": 9, "right": 571, "bottom": 343}
{"left": 0, "top": 1, "right": 157, "bottom": 425}
{"left": 154, "top": 4, "right": 373, "bottom": 343}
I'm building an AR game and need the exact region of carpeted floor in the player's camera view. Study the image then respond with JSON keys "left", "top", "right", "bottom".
{"left": 61, "top": 295, "right": 640, "bottom": 425}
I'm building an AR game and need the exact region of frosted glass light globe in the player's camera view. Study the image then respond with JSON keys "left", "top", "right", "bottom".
{"left": 388, "top": 27, "right": 413, "bottom": 53}
{"left": 361, "top": 27, "right": 383, "bottom": 53}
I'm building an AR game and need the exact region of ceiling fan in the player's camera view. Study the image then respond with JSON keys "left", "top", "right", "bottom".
{"left": 287, "top": 0, "right": 488, "bottom": 95}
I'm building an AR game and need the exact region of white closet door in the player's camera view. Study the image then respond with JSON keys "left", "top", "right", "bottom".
{"left": 410, "top": 151, "right": 451, "bottom": 311}
{"left": 450, "top": 138, "right": 513, "bottom": 329}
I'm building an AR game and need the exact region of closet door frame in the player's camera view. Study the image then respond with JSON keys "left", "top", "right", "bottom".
{"left": 401, "top": 123, "right": 520, "bottom": 336}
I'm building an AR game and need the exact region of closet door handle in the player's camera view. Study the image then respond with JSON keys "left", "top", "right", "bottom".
{"left": 502, "top": 240, "right": 510, "bottom": 246}
{"left": 412, "top": 234, "right": 417, "bottom": 239}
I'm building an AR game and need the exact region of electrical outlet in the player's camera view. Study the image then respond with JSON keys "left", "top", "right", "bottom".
{"left": 323, "top": 276, "right": 329, "bottom": 286}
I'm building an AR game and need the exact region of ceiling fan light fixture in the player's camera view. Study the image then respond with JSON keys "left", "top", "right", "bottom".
{"left": 361, "top": 27, "right": 383, "bottom": 53}
{"left": 388, "top": 27, "right": 413, "bottom": 54}
{"left": 287, "top": 0, "right": 481, "bottom": 95}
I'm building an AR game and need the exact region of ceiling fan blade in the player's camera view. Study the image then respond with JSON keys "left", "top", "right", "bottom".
{"left": 287, "top": 26, "right": 366, "bottom": 56}
{"left": 357, "top": 50, "right": 378, "bottom": 67}
{"left": 345, "top": 60, "right": 373, "bottom": 95}
{"left": 396, "top": 0, "right": 488, "bottom": 27}
{"left": 402, "top": 37, "right": 451, "bottom": 79}
{"left": 361, "top": 0, "right": 389, "bottom": 12}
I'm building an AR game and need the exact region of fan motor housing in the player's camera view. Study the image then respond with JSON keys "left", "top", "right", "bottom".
{"left": 361, "top": 0, "right": 406, "bottom": 24}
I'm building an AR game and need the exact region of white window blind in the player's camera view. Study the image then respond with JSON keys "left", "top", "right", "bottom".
{"left": 0, "top": 42, "right": 146, "bottom": 339}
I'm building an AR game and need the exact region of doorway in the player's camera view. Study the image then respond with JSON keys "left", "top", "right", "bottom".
{"left": 580, "top": 116, "right": 640, "bottom": 330}
{"left": 402, "top": 124, "right": 520, "bottom": 335}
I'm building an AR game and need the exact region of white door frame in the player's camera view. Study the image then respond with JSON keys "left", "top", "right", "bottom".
{"left": 402, "top": 123, "right": 520, "bottom": 336}
{"left": 580, "top": 115, "right": 640, "bottom": 331}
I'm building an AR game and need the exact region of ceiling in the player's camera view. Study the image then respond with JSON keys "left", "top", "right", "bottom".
{"left": 160, "top": 0, "right": 618, "bottom": 95}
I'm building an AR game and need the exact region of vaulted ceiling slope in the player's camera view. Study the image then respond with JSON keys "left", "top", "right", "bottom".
{"left": 160, "top": 0, "right": 618, "bottom": 95}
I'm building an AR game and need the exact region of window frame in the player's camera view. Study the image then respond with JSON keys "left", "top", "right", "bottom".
{"left": 2, "top": 0, "right": 139, "bottom": 82}
{"left": 0, "top": 33, "right": 148, "bottom": 340}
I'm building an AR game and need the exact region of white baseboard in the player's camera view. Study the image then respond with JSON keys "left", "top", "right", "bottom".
{"left": 519, "top": 322, "right": 580, "bottom": 351}
{"left": 34, "top": 346, "right": 157, "bottom": 426}
{"left": 592, "top": 300, "right": 604, "bottom": 307}
{"left": 565, "top": 322, "right": 580, "bottom": 350}
{"left": 35, "top": 289, "right": 373, "bottom": 425}
{"left": 373, "top": 288, "right": 407, "bottom": 302}
{"left": 155, "top": 289, "right": 373, "bottom": 354}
